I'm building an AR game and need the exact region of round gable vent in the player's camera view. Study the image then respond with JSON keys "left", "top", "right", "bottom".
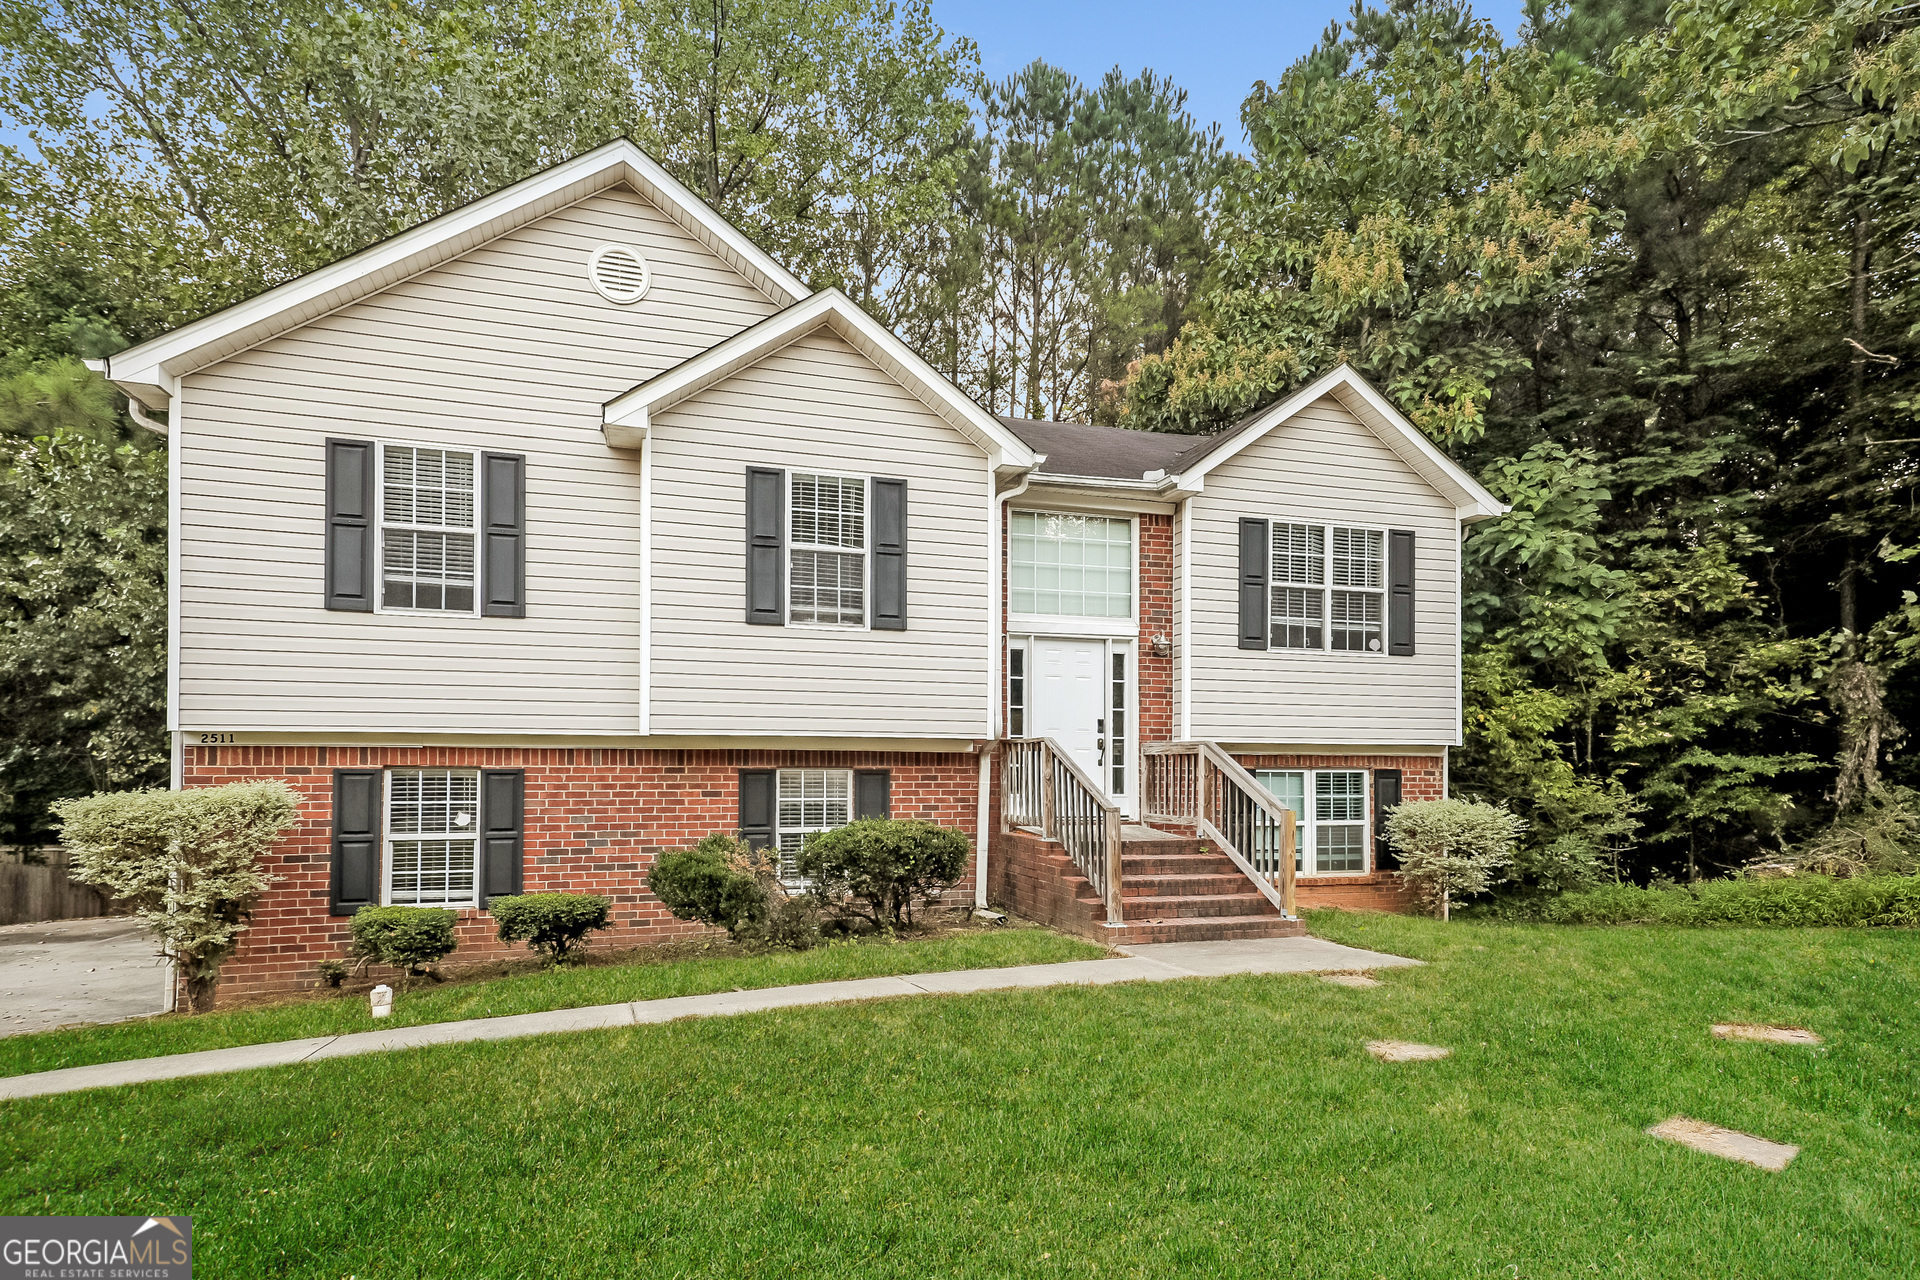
{"left": 588, "top": 244, "right": 651, "bottom": 304}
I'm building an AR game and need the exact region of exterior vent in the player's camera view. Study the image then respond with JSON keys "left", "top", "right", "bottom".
{"left": 588, "top": 245, "right": 651, "bottom": 304}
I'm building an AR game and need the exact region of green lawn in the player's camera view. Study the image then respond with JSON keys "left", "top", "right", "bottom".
{"left": 0, "top": 926, "right": 1104, "bottom": 1078}
{"left": 4, "top": 913, "right": 1916, "bottom": 1277}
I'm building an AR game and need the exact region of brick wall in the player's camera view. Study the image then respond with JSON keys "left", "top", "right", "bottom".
{"left": 186, "top": 746, "right": 981, "bottom": 999}
{"left": 1137, "top": 513, "right": 1175, "bottom": 745}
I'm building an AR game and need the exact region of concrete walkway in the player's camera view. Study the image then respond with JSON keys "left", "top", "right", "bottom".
{"left": 0, "top": 936, "right": 1418, "bottom": 1102}
{"left": 0, "top": 916, "right": 168, "bottom": 1037}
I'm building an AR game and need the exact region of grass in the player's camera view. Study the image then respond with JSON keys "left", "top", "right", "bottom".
{"left": 0, "top": 926, "right": 1104, "bottom": 1078}
{"left": 4, "top": 913, "right": 1917, "bottom": 1277}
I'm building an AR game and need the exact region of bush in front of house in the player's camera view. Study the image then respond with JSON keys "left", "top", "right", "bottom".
{"left": 1385, "top": 799, "right": 1527, "bottom": 921}
{"left": 798, "top": 818, "right": 970, "bottom": 928}
{"left": 488, "top": 892, "right": 613, "bottom": 965}
{"left": 55, "top": 780, "right": 301, "bottom": 1012}
{"left": 647, "top": 835, "right": 768, "bottom": 939}
{"left": 1469, "top": 873, "right": 1920, "bottom": 928}
{"left": 349, "top": 905, "right": 460, "bottom": 978}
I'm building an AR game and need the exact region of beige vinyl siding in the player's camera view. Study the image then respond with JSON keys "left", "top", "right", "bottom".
{"left": 649, "top": 330, "right": 990, "bottom": 736}
{"left": 1184, "top": 394, "right": 1461, "bottom": 745}
{"left": 175, "top": 187, "right": 781, "bottom": 732}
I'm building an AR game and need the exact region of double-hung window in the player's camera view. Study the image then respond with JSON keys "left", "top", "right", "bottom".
{"left": 1270, "top": 523, "right": 1384, "bottom": 653}
{"left": 386, "top": 768, "right": 480, "bottom": 906}
{"left": 381, "top": 445, "right": 479, "bottom": 613}
{"left": 775, "top": 768, "right": 852, "bottom": 878}
{"left": 789, "top": 473, "right": 866, "bottom": 626}
{"left": 1255, "top": 768, "right": 1370, "bottom": 874}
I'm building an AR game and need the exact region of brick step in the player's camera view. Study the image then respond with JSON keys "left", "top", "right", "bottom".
{"left": 1120, "top": 837, "right": 1209, "bottom": 858}
{"left": 1122, "top": 892, "right": 1281, "bottom": 921}
{"left": 1121, "top": 873, "right": 1255, "bottom": 897}
{"left": 1104, "top": 913, "right": 1306, "bottom": 945}
{"left": 1120, "top": 851, "right": 1239, "bottom": 876}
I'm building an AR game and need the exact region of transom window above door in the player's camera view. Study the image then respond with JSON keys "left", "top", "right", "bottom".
{"left": 1010, "top": 511, "right": 1132, "bottom": 619}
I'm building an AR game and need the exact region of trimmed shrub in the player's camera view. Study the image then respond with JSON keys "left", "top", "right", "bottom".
{"left": 1386, "top": 799, "right": 1527, "bottom": 920}
{"left": 489, "top": 892, "right": 613, "bottom": 965}
{"left": 798, "top": 818, "right": 969, "bottom": 928}
{"left": 1470, "top": 874, "right": 1920, "bottom": 928}
{"left": 647, "top": 835, "right": 767, "bottom": 939}
{"left": 55, "top": 780, "right": 300, "bottom": 1012}
{"left": 349, "top": 905, "right": 459, "bottom": 977}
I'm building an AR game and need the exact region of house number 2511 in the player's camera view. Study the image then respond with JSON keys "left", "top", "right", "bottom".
{"left": 198, "top": 733, "right": 237, "bottom": 745}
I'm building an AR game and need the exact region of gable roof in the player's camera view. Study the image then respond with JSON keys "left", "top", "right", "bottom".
{"left": 105, "top": 138, "right": 810, "bottom": 412}
{"left": 1170, "top": 365, "right": 1506, "bottom": 522}
{"left": 602, "top": 290, "right": 1039, "bottom": 471}
{"left": 1004, "top": 366, "right": 1505, "bottom": 523}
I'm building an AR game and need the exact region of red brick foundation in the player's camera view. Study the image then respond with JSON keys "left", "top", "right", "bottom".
{"left": 186, "top": 746, "right": 982, "bottom": 1001}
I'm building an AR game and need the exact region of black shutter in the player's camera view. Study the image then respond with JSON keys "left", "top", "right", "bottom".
{"left": 329, "top": 769, "right": 382, "bottom": 915}
{"left": 870, "top": 478, "right": 907, "bottom": 630}
{"left": 1388, "top": 529, "right": 1415, "bottom": 656}
{"left": 854, "top": 770, "right": 891, "bottom": 820}
{"left": 325, "top": 439, "right": 376, "bottom": 611}
{"left": 479, "top": 769, "right": 525, "bottom": 905}
{"left": 482, "top": 452, "right": 527, "bottom": 619}
{"left": 1238, "top": 518, "right": 1270, "bottom": 650}
{"left": 745, "top": 467, "right": 785, "bottom": 625}
{"left": 1373, "top": 769, "right": 1402, "bottom": 871}
{"left": 739, "top": 769, "right": 776, "bottom": 849}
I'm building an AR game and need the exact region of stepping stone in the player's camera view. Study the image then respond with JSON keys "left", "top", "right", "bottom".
{"left": 1646, "top": 1117, "right": 1799, "bottom": 1171}
{"left": 1365, "top": 1039, "right": 1450, "bottom": 1062}
{"left": 1713, "top": 1023, "right": 1822, "bottom": 1046}
{"left": 1320, "top": 973, "right": 1381, "bottom": 988}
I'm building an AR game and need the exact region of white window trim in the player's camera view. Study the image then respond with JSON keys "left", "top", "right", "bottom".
{"left": 774, "top": 766, "right": 855, "bottom": 881}
{"left": 1266, "top": 519, "right": 1389, "bottom": 657}
{"left": 381, "top": 767, "right": 483, "bottom": 908}
{"left": 373, "top": 439, "right": 482, "bottom": 618}
{"left": 1008, "top": 509, "right": 1139, "bottom": 630}
{"left": 785, "top": 468, "right": 873, "bottom": 631}
{"left": 1256, "top": 767, "right": 1372, "bottom": 877}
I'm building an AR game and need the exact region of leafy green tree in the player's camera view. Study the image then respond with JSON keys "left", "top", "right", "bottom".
{"left": 0, "top": 424, "right": 167, "bottom": 845}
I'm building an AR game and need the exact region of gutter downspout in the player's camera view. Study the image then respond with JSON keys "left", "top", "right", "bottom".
{"left": 977, "top": 468, "right": 1036, "bottom": 909}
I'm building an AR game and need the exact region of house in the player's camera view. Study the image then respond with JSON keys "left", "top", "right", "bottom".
{"left": 102, "top": 140, "right": 1504, "bottom": 998}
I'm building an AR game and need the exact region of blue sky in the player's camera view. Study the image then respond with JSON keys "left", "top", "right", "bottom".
{"left": 930, "top": 0, "right": 1527, "bottom": 147}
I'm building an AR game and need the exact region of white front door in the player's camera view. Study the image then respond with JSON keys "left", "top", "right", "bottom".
{"left": 1032, "top": 638, "right": 1109, "bottom": 793}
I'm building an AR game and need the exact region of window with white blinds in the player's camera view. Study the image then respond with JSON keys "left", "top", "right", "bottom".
{"left": 380, "top": 445, "right": 479, "bottom": 613}
{"left": 775, "top": 768, "right": 852, "bottom": 878}
{"left": 386, "top": 768, "right": 481, "bottom": 905}
{"left": 1269, "top": 523, "right": 1384, "bottom": 653}
{"left": 1255, "top": 768, "right": 1370, "bottom": 875}
{"left": 789, "top": 473, "right": 866, "bottom": 626}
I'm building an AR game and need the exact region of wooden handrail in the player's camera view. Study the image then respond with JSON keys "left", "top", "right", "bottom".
{"left": 1142, "top": 740, "right": 1297, "bottom": 918}
{"left": 1001, "top": 737, "right": 1125, "bottom": 924}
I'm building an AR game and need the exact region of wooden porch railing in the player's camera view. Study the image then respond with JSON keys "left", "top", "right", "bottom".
{"left": 1001, "top": 737, "right": 1124, "bottom": 923}
{"left": 1143, "top": 741, "right": 1297, "bottom": 918}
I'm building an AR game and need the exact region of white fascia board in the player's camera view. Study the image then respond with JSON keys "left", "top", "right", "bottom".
{"left": 1172, "top": 364, "right": 1509, "bottom": 525}
{"left": 603, "top": 290, "right": 1038, "bottom": 468}
{"left": 106, "top": 139, "right": 809, "bottom": 410}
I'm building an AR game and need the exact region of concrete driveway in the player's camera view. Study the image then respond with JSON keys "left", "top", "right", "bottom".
{"left": 0, "top": 916, "right": 169, "bottom": 1036}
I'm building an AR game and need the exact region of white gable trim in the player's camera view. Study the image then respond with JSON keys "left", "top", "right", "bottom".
{"left": 602, "top": 290, "right": 1038, "bottom": 469}
{"left": 1174, "top": 365, "right": 1508, "bottom": 523}
{"left": 106, "top": 138, "right": 810, "bottom": 411}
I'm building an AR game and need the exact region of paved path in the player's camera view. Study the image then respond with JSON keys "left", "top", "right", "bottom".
{"left": 0, "top": 917, "right": 168, "bottom": 1037}
{"left": 0, "top": 936, "right": 1418, "bottom": 1101}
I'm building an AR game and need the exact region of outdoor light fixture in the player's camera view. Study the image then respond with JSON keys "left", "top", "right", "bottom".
{"left": 370, "top": 984, "right": 394, "bottom": 1019}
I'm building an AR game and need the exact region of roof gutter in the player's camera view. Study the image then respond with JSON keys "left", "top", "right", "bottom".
{"left": 86, "top": 358, "right": 170, "bottom": 435}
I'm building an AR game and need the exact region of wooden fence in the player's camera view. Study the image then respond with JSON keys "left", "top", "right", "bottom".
{"left": 0, "top": 848, "right": 113, "bottom": 927}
